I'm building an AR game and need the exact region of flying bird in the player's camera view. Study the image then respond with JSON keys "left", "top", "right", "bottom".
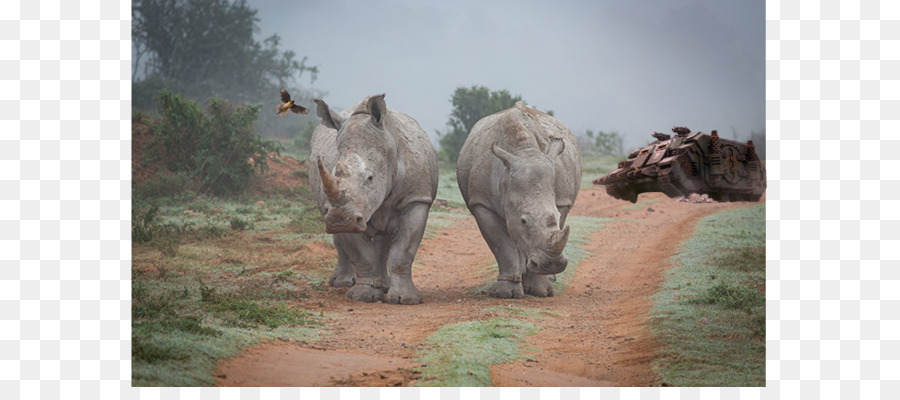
{"left": 276, "top": 88, "right": 309, "bottom": 117}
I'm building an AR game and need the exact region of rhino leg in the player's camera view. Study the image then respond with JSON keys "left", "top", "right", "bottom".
{"left": 328, "top": 235, "right": 356, "bottom": 287}
{"left": 522, "top": 271, "right": 554, "bottom": 297}
{"left": 384, "top": 203, "right": 429, "bottom": 305}
{"left": 337, "top": 233, "right": 387, "bottom": 303}
{"left": 470, "top": 205, "right": 525, "bottom": 299}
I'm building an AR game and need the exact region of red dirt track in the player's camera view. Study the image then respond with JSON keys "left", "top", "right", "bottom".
{"left": 216, "top": 187, "right": 756, "bottom": 387}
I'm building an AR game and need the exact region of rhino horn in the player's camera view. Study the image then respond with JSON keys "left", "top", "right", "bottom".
{"left": 548, "top": 225, "right": 570, "bottom": 256}
{"left": 317, "top": 156, "right": 343, "bottom": 203}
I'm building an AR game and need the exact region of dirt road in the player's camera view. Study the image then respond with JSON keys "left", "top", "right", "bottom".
{"left": 216, "top": 187, "right": 754, "bottom": 387}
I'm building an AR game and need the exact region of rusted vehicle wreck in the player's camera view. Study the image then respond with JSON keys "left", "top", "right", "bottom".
{"left": 593, "top": 127, "right": 766, "bottom": 202}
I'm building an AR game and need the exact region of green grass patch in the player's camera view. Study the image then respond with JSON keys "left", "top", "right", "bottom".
{"left": 201, "top": 291, "right": 322, "bottom": 330}
{"left": 423, "top": 208, "right": 468, "bottom": 240}
{"left": 415, "top": 317, "right": 538, "bottom": 386}
{"left": 132, "top": 277, "right": 325, "bottom": 386}
{"left": 580, "top": 155, "right": 622, "bottom": 189}
{"left": 482, "top": 305, "right": 564, "bottom": 319}
{"left": 288, "top": 205, "right": 326, "bottom": 234}
{"left": 132, "top": 179, "right": 335, "bottom": 386}
{"left": 650, "top": 203, "right": 765, "bottom": 386}
{"left": 691, "top": 282, "right": 765, "bottom": 314}
{"left": 436, "top": 164, "right": 466, "bottom": 209}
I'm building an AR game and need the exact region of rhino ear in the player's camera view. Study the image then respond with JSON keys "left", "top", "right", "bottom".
{"left": 314, "top": 98, "right": 344, "bottom": 130}
{"left": 546, "top": 138, "right": 565, "bottom": 158}
{"left": 367, "top": 93, "right": 387, "bottom": 126}
{"left": 491, "top": 142, "right": 516, "bottom": 168}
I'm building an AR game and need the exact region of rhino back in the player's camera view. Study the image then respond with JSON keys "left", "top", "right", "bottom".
{"left": 457, "top": 103, "right": 582, "bottom": 213}
{"left": 382, "top": 109, "right": 439, "bottom": 207}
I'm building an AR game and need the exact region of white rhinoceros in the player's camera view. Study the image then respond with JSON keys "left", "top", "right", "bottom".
{"left": 457, "top": 101, "right": 582, "bottom": 298}
{"left": 309, "top": 94, "right": 438, "bottom": 304}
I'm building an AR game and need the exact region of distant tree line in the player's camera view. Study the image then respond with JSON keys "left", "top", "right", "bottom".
{"left": 578, "top": 129, "right": 625, "bottom": 157}
{"left": 437, "top": 85, "right": 558, "bottom": 163}
{"left": 132, "top": 0, "right": 320, "bottom": 138}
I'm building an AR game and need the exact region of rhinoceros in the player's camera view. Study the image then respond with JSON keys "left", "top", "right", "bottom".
{"left": 457, "top": 101, "right": 582, "bottom": 298}
{"left": 309, "top": 94, "right": 438, "bottom": 304}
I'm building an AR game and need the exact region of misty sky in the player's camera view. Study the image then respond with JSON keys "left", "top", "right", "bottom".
{"left": 249, "top": 0, "right": 763, "bottom": 150}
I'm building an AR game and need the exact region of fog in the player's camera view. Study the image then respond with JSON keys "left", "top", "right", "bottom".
{"left": 248, "top": 0, "right": 763, "bottom": 151}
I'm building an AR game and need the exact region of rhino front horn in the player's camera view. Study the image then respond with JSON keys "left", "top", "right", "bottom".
{"left": 317, "top": 156, "right": 342, "bottom": 203}
{"left": 549, "top": 225, "right": 570, "bottom": 256}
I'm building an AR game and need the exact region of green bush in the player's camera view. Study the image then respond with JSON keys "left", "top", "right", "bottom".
{"left": 150, "top": 90, "right": 284, "bottom": 195}
{"left": 229, "top": 216, "right": 252, "bottom": 231}
{"left": 133, "top": 172, "right": 195, "bottom": 199}
{"left": 133, "top": 203, "right": 161, "bottom": 244}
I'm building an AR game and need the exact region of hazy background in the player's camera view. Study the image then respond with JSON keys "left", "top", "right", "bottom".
{"left": 246, "top": 0, "right": 763, "bottom": 151}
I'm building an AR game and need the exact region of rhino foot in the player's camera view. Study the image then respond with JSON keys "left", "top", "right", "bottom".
{"left": 488, "top": 281, "right": 524, "bottom": 299}
{"left": 329, "top": 272, "right": 356, "bottom": 287}
{"left": 346, "top": 284, "right": 386, "bottom": 303}
{"left": 523, "top": 273, "right": 554, "bottom": 297}
{"left": 385, "top": 286, "right": 423, "bottom": 305}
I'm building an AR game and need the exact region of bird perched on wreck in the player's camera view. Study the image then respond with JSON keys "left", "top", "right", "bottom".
{"left": 276, "top": 88, "right": 310, "bottom": 117}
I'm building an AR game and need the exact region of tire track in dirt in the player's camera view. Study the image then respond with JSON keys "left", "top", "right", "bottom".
{"left": 217, "top": 188, "right": 760, "bottom": 387}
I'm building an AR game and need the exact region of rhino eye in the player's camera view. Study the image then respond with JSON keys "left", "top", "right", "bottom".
{"left": 520, "top": 217, "right": 527, "bottom": 225}
{"left": 366, "top": 174, "right": 374, "bottom": 182}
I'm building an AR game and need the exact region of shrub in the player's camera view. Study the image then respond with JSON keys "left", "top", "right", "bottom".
{"left": 229, "top": 216, "right": 252, "bottom": 231}
{"left": 133, "top": 203, "right": 161, "bottom": 244}
{"left": 149, "top": 90, "right": 284, "bottom": 195}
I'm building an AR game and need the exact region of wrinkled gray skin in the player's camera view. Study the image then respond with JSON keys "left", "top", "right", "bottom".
{"left": 457, "top": 102, "right": 582, "bottom": 298}
{"left": 309, "top": 94, "right": 438, "bottom": 304}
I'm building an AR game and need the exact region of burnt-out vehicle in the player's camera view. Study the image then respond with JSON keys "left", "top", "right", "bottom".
{"left": 593, "top": 127, "right": 766, "bottom": 202}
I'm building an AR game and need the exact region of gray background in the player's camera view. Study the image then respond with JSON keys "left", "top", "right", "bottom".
{"left": 1, "top": 0, "right": 895, "bottom": 399}
{"left": 235, "top": 0, "right": 765, "bottom": 150}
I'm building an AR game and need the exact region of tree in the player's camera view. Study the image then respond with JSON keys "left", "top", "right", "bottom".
{"left": 150, "top": 90, "right": 283, "bottom": 195}
{"left": 437, "top": 86, "right": 523, "bottom": 163}
{"left": 585, "top": 129, "right": 625, "bottom": 157}
{"left": 132, "top": 0, "right": 319, "bottom": 137}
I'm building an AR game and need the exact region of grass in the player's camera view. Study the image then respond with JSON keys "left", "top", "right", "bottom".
{"left": 201, "top": 288, "right": 323, "bottom": 330}
{"left": 436, "top": 163, "right": 466, "bottom": 208}
{"left": 650, "top": 203, "right": 765, "bottom": 386}
{"left": 131, "top": 275, "right": 325, "bottom": 386}
{"left": 415, "top": 317, "right": 539, "bottom": 386}
{"left": 287, "top": 204, "right": 326, "bottom": 233}
{"left": 580, "top": 155, "right": 623, "bottom": 189}
{"left": 482, "top": 304, "right": 564, "bottom": 319}
{"left": 132, "top": 182, "right": 335, "bottom": 386}
{"left": 422, "top": 208, "right": 469, "bottom": 240}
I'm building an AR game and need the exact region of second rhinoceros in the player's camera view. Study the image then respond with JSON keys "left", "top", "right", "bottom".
{"left": 457, "top": 102, "right": 582, "bottom": 298}
{"left": 309, "top": 94, "right": 438, "bottom": 304}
